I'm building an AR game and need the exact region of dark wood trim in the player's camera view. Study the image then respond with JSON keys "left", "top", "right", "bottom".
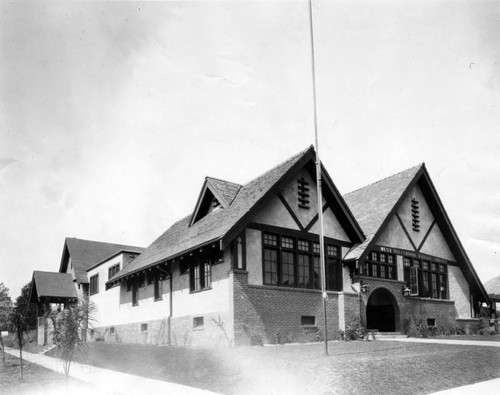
{"left": 222, "top": 146, "right": 364, "bottom": 249}
{"left": 231, "top": 240, "right": 238, "bottom": 270}
{"left": 417, "top": 219, "right": 436, "bottom": 252}
{"left": 241, "top": 231, "right": 247, "bottom": 270}
{"left": 247, "top": 222, "right": 353, "bottom": 247}
{"left": 314, "top": 162, "right": 365, "bottom": 242}
{"left": 356, "top": 166, "right": 425, "bottom": 266}
{"left": 260, "top": 229, "right": 343, "bottom": 290}
{"left": 395, "top": 212, "right": 418, "bottom": 251}
{"left": 418, "top": 170, "right": 489, "bottom": 302}
{"left": 372, "top": 244, "right": 457, "bottom": 266}
{"left": 304, "top": 203, "right": 329, "bottom": 232}
{"left": 221, "top": 147, "right": 316, "bottom": 248}
{"left": 277, "top": 192, "right": 305, "bottom": 231}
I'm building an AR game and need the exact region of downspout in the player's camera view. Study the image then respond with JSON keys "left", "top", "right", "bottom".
{"left": 168, "top": 272, "right": 173, "bottom": 346}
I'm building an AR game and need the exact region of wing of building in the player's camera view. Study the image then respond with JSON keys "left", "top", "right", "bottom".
{"left": 30, "top": 146, "right": 490, "bottom": 346}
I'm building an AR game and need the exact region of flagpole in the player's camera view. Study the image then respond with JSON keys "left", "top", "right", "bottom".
{"left": 308, "top": 0, "right": 329, "bottom": 356}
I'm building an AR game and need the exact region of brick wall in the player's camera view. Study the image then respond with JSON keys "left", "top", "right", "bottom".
{"left": 232, "top": 269, "right": 341, "bottom": 345}
{"left": 356, "top": 276, "right": 457, "bottom": 332}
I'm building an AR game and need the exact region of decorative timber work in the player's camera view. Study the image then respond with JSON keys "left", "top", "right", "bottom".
{"left": 297, "top": 177, "right": 310, "bottom": 209}
{"left": 411, "top": 197, "right": 420, "bottom": 232}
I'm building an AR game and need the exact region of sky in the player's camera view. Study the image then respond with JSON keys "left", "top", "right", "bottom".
{"left": 0, "top": 0, "right": 499, "bottom": 299}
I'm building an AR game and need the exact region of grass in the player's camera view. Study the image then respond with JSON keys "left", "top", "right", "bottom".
{"left": 0, "top": 352, "right": 94, "bottom": 395}
{"left": 2, "top": 330, "right": 44, "bottom": 354}
{"left": 56, "top": 340, "right": 500, "bottom": 395}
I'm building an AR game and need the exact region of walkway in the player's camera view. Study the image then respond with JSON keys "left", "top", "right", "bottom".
{"left": 4, "top": 347, "right": 221, "bottom": 395}
{"left": 377, "top": 337, "right": 500, "bottom": 347}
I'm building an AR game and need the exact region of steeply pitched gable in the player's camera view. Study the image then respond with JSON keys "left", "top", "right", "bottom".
{"left": 109, "top": 145, "right": 365, "bottom": 285}
{"left": 190, "top": 177, "right": 242, "bottom": 226}
{"left": 59, "top": 238, "right": 144, "bottom": 284}
{"left": 344, "top": 164, "right": 488, "bottom": 302}
{"left": 343, "top": 164, "right": 423, "bottom": 259}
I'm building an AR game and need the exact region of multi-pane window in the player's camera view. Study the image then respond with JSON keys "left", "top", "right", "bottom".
{"left": 262, "top": 232, "right": 341, "bottom": 291}
{"left": 154, "top": 271, "right": 163, "bottom": 301}
{"left": 132, "top": 281, "right": 138, "bottom": 306}
{"left": 404, "top": 257, "right": 448, "bottom": 299}
{"left": 359, "top": 251, "right": 397, "bottom": 279}
{"left": 281, "top": 251, "right": 295, "bottom": 286}
{"left": 190, "top": 260, "right": 211, "bottom": 292}
{"left": 298, "top": 253, "right": 310, "bottom": 288}
{"left": 147, "top": 271, "right": 154, "bottom": 285}
{"left": 108, "top": 264, "right": 120, "bottom": 280}
{"left": 90, "top": 274, "right": 99, "bottom": 295}
{"left": 264, "top": 248, "right": 279, "bottom": 285}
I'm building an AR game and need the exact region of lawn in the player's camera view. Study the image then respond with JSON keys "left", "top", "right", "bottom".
{"left": 58, "top": 340, "right": 500, "bottom": 395}
{"left": 0, "top": 352, "right": 94, "bottom": 395}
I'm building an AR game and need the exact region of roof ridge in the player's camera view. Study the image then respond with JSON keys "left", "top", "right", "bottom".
{"left": 242, "top": 145, "right": 314, "bottom": 187}
{"left": 65, "top": 236, "right": 143, "bottom": 250}
{"left": 205, "top": 176, "right": 242, "bottom": 187}
{"left": 34, "top": 270, "right": 71, "bottom": 274}
{"left": 344, "top": 163, "right": 424, "bottom": 197}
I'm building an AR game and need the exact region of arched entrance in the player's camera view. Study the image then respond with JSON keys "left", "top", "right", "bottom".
{"left": 366, "top": 288, "right": 397, "bottom": 332}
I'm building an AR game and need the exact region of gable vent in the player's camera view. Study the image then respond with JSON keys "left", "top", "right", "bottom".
{"left": 212, "top": 197, "right": 221, "bottom": 210}
{"left": 297, "top": 177, "right": 310, "bottom": 209}
{"left": 411, "top": 197, "right": 420, "bottom": 231}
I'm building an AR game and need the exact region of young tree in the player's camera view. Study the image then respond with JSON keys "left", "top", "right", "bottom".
{"left": 7, "top": 308, "right": 29, "bottom": 379}
{"left": 0, "top": 282, "right": 13, "bottom": 364}
{"left": 15, "top": 281, "right": 37, "bottom": 330}
{"left": 46, "top": 298, "right": 95, "bottom": 382}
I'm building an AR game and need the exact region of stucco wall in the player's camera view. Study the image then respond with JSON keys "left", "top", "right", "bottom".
{"left": 89, "top": 248, "right": 234, "bottom": 345}
{"left": 246, "top": 228, "right": 263, "bottom": 286}
{"left": 448, "top": 265, "right": 471, "bottom": 318}
{"left": 419, "top": 224, "right": 455, "bottom": 261}
{"left": 375, "top": 185, "right": 456, "bottom": 263}
{"left": 250, "top": 169, "right": 349, "bottom": 242}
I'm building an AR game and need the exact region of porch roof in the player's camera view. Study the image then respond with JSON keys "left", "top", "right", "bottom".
{"left": 30, "top": 271, "right": 78, "bottom": 303}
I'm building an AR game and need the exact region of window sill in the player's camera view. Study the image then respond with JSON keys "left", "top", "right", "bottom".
{"left": 189, "top": 287, "right": 212, "bottom": 294}
{"left": 193, "top": 327, "right": 205, "bottom": 331}
{"left": 408, "top": 296, "right": 453, "bottom": 303}
{"left": 352, "top": 275, "right": 404, "bottom": 284}
{"left": 154, "top": 297, "right": 163, "bottom": 302}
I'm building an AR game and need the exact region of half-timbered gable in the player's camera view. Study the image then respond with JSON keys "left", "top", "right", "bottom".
{"left": 344, "top": 164, "right": 488, "bottom": 332}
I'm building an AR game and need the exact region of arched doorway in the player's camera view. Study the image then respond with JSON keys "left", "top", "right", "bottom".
{"left": 366, "top": 288, "right": 397, "bottom": 332}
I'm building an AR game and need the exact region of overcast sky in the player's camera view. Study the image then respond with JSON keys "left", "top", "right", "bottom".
{"left": 1, "top": 0, "right": 499, "bottom": 299}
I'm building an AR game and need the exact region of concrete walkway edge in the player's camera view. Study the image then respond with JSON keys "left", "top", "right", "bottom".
{"left": 377, "top": 337, "right": 500, "bottom": 347}
{"left": 4, "top": 347, "right": 222, "bottom": 395}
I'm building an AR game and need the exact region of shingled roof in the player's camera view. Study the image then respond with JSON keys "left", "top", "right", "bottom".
{"left": 60, "top": 238, "right": 144, "bottom": 284}
{"left": 485, "top": 275, "right": 500, "bottom": 299}
{"left": 30, "top": 271, "right": 77, "bottom": 302}
{"left": 343, "top": 164, "right": 489, "bottom": 302}
{"left": 206, "top": 177, "right": 242, "bottom": 206}
{"left": 343, "top": 164, "right": 423, "bottom": 260}
{"left": 110, "top": 145, "right": 364, "bottom": 284}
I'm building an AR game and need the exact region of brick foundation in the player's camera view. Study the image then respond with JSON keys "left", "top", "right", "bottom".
{"left": 91, "top": 311, "right": 233, "bottom": 347}
{"left": 232, "top": 270, "right": 343, "bottom": 345}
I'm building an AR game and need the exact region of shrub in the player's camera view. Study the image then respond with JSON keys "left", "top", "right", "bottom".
{"left": 344, "top": 322, "right": 367, "bottom": 341}
{"left": 403, "top": 315, "right": 428, "bottom": 338}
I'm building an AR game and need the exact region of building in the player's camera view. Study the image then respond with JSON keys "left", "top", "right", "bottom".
{"left": 484, "top": 275, "right": 500, "bottom": 323}
{"left": 31, "top": 146, "right": 490, "bottom": 346}
{"left": 29, "top": 238, "right": 144, "bottom": 345}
